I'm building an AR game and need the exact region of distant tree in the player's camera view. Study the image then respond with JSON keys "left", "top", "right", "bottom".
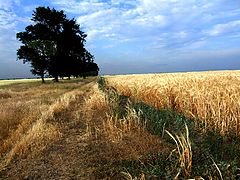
{"left": 81, "top": 50, "right": 99, "bottom": 78}
{"left": 17, "top": 6, "right": 98, "bottom": 83}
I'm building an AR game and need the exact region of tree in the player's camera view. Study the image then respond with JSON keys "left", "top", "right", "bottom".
{"left": 17, "top": 27, "right": 56, "bottom": 83}
{"left": 16, "top": 7, "right": 64, "bottom": 82}
{"left": 56, "top": 19, "right": 87, "bottom": 79}
{"left": 16, "top": 6, "right": 98, "bottom": 82}
{"left": 80, "top": 50, "right": 99, "bottom": 78}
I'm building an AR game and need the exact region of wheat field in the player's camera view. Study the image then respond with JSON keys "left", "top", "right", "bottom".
{"left": 106, "top": 70, "right": 240, "bottom": 135}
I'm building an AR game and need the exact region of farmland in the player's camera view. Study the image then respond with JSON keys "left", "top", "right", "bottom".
{"left": 104, "top": 70, "right": 240, "bottom": 178}
{"left": 0, "top": 71, "right": 240, "bottom": 179}
{"left": 107, "top": 70, "right": 240, "bottom": 135}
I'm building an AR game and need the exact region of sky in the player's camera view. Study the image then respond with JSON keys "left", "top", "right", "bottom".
{"left": 0, "top": 0, "right": 240, "bottom": 78}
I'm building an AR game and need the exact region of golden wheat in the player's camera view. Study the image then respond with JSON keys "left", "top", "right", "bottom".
{"left": 106, "top": 71, "right": 240, "bottom": 135}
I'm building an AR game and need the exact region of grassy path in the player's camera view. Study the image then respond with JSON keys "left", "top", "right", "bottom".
{"left": 0, "top": 79, "right": 97, "bottom": 179}
{"left": 0, "top": 115, "right": 93, "bottom": 179}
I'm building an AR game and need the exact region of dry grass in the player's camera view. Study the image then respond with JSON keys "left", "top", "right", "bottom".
{"left": 82, "top": 82, "right": 169, "bottom": 166}
{"left": 103, "top": 104, "right": 145, "bottom": 143}
{"left": 0, "top": 119, "right": 60, "bottom": 171}
{"left": 0, "top": 78, "right": 41, "bottom": 87}
{"left": 166, "top": 124, "right": 192, "bottom": 178}
{"left": 0, "top": 78, "right": 91, "bottom": 171}
{"left": 106, "top": 70, "right": 240, "bottom": 135}
{"left": 120, "top": 171, "right": 146, "bottom": 180}
{"left": 83, "top": 84, "right": 145, "bottom": 142}
{"left": 84, "top": 84, "right": 112, "bottom": 120}
{"left": 83, "top": 84, "right": 112, "bottom": 138}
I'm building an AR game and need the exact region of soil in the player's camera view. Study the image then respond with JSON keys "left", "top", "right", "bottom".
{"left": 0, "top": 122, "right": 95, "bottom": 179}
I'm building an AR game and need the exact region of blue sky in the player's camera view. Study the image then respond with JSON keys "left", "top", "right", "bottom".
{"left": 0, "top": 0, "right": 240, "bottom": 78}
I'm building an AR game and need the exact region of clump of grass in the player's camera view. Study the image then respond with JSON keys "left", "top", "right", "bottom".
{"left": 120, "top": 171, "right": 146, "bottom": 180}
{"left": 48, "top": 90, "right": 78, "bottom": 122}
{"left": 103, "top": 103, "right": 145, "bottom": 143}
{"left": 85, "top": 81, "right": 150, "bottom": 144}
{"left": 0, "top": 90, "right": 80, "bottom": 170}
{"left": 103, "top": 115, "right": 124, "bottom": 143}
{"left": 84, "top": 84, "right": 112, "bottom": 117}
{"left": 166, "top": 124, "right": 192, "bottom": 178}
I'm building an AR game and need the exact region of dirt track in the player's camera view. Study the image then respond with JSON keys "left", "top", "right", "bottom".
{"left": 1, "top": 122, "right": 94, "bottom": 179}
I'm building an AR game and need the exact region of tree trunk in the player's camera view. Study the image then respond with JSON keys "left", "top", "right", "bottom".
{"left": 68, "top": 76, "right": 70, "bottom": 80}
{"left": 41, "top": 76, "right": 45, "bottom": 83}
{"left": 41, "top": 74, "right": 45, "bottom": 83}
{"left": 55, "top": 75, "right": 59, "bottom": 82}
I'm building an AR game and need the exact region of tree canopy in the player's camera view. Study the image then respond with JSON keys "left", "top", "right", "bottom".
{"left": 17, "top": 6, "right": 99, "bottom": 83}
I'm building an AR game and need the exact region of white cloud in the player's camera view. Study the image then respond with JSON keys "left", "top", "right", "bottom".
{"left": 0, "top": 0, "right": 25, "bottom": 65}
{"left": 207, "top": 20, "right": 240, "bottom": 36}
{"left": 51, "top": 0, "right": 233, "bottom": 47}
{"left": 0, "top": 0, "right": 25, "bottom": 29}
{"left": 0, "top": 0, "right": 20, "bottom": 10}
{"left": 0, "top": 1, "right": 12, "bottom": 10}
{"left": 132, "top": 14, "right": 166, "bottom": 26}
{"left": 188, "top": 40, "right": 206, "bottom": 49}
{"left": 50, "top": 0, "right": 109, "bottom": 14}
{"left": 175, "top": 31, "right": 188, "bottom": 39}
{"left": 14, "top": 0, "right": 240, "bottom": 53}
{"left": 77, "top": 9, "right": 120, "bottom": 40}
{"left": 0, "top": 10, "right": 17, "bottom": 29}
{"left": 71, "top": 1, "right": 169, "bottom": 42}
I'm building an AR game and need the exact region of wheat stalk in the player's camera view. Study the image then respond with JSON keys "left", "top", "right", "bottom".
{"left": 165, "top": 124, "right": 192, "bottom": 178}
